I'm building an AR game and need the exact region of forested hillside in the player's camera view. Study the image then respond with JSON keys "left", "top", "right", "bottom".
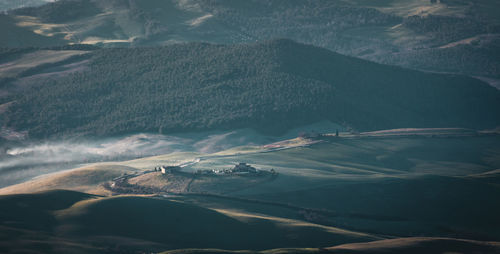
{"left": 2, "top": 40, "right": 499, "bottom": 138}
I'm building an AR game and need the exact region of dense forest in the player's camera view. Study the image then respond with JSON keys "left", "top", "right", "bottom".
{"left": 2, "top": 39, "right": 500, "bottom": 138}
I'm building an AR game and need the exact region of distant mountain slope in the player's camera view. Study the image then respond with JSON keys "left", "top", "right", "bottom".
{"left": 7, "top": 0, "right": 399, "bottom": 46}
{"left": 374, "top": 34, "right": 500, "bottom": 79}
{"left": 0, "top": 14, "right": 64, "bottom": 47}
{"left": 2, "top": 40, "right": 499, "bottom": 138}
{"left": 3, "top": 0, "right": 500, "bottom": 80}
{"left": 0, "top": 0, "right": 51, "bottom": 12}
{"left": 11, "top": 0, "right": 100, "bottom": 23}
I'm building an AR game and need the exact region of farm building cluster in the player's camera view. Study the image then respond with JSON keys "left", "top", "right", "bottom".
{"left": 154, "top": 163, "right": 276, "bottom": 177}
{"left": 196, "top": 163, "right": 276, "bottom": 176}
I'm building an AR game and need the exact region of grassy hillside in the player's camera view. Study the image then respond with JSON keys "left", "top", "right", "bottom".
{"left": 160, "top": 237, "right": 500, "bottom": 254}
{"left": 3, "top": 133, "right": 500, "bottom": 240}
{"left": 1, "top": 132, "right": 499, "bottom": 253}
{"left": 0, "top": 189, "right": 95, "bottom": 240}
{"left": 327, "top": 237, "right": 500, "bottom": 254}
{"left": 2, "top": 190, "right": 499, "bottom": 253}
{"left": 0, "top": 190, "right": 377, "bottom": 253}
{"left": 2, "top": 40, "right": 499, "bottom": 138}
{"left": 0, "top": 164, "right": 138, "bottom": 195}
{"left": 177, "top": 134, "right": 500, "bottom": 239}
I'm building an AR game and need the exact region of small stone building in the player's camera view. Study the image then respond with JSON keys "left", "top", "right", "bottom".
{"left": 161, "top": 166, "right": 181, "bottom": 174}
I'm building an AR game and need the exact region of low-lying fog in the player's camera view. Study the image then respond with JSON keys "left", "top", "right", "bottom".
{"left": 0, "top": 122, "right": 343, "bottom": 188}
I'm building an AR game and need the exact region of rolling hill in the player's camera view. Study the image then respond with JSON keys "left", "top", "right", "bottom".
{"left": 3, "top": 132, "right": 500, "bottom": 239}
{"left": 3, "top": 0, "right": 500, "bottom": 80}
{"left": 1, "top": 189, "right": 499, "bottom": 254}
{"left": 1, "top": 39, "right": 499, "bottom": 138}
{"left": 0, "top": 190, "right": 378, "bottom": 253}
{"left": 1, "top": 132, "right": 500, "bottom": 253}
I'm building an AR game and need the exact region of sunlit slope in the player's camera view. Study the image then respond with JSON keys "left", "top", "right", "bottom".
{"left": 0, "top": 150, "right": 203, "bottom": 195}
{"left": 160, "top": 237, "right": 500, "bottom": 253}
{"left": 0, "top": 165, "right": 138, "bottom": 195}
{"left": 327, "top": 237, "right": 500, "bottom": 254}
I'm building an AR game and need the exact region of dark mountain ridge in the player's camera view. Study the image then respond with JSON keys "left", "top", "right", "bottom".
{"left": 2, "top": 39, "right": 499, "bottom": 138}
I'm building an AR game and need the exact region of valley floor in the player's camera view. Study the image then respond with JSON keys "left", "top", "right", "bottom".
{"left": 1, "top": 128, "right": 500, "bottom": 253}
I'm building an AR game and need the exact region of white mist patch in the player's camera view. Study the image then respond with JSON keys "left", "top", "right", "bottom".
{"left": 188, "top": 14, "right": 213, "bottom": 26}
{"left": 6, "top": 134, "right": 186, "bottom": 158}
{"left": 80, "top": 36, "right": 137, "bottom": 45}
{"left": 4, "top": 133, "right": 193, "bottom": 167}
{"left": 0, "top": 130, "right": 269, "bottom": 187}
